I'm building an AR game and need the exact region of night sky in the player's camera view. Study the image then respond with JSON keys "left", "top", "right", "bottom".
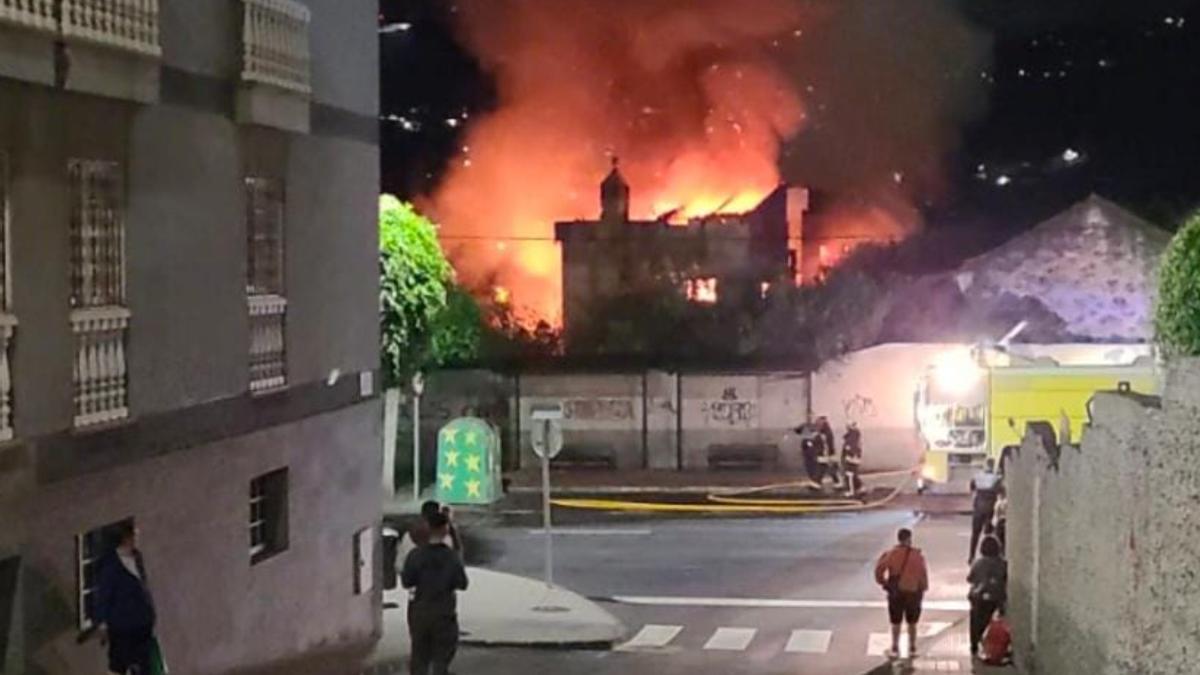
{"left": 379, "top": 0, "right": 1200, "bottom": 234}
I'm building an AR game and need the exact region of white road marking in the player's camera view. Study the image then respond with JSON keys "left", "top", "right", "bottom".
{"left": 610, "top": 595, "right": 970, "bottom": 612}
{"left": 784, "top": 629, "right": 832, "bottom": 654}
{"left": 703, "top": 627, "right": 757, "bottom": 651}
{"left": 526, "top": 528, "right": 652, "bottom": 536}
{"left": 617, "top": 624, "right": 682, "bottom": 651}
{"left": 921, "top": 621, "right": 953, "bottom": 638}
{"left": 867, "top": 632, "right": 910, "bottom": 658}
{"left": 913, "top": 659, "right": 961, "bottom": 671}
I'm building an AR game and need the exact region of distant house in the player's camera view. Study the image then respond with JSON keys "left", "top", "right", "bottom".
{"left": 555, "top": 162, "right": 810, "bottom": 346}
{"left": 955, "top": 195, "right": 1172, "bottom": 342}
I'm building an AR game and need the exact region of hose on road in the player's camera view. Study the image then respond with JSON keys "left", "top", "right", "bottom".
{"left": 550, "top": 468, "right": 918, "bottom": 515}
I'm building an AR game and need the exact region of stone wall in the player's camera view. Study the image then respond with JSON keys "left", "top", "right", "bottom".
{"left": 1007, "top": 359, "right": 1200, "bottom": 675}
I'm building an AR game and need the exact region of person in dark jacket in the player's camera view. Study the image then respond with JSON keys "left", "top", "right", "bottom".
{"left": 968, "top": 459, "right": 1003, "bottom": 563}
{"left": 402, "top": 510, "right": 469, "bottom": 675}
{"left": 967, "top": 536, "right": 1007, "bottom": 657}
{"left": 794, "top": 422, "right": 822, "bottom": 486}
{"left": 94, "top": 522, "right": 157, "bottom": 675}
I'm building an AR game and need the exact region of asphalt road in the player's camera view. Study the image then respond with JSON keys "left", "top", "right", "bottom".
{"left": 450, "top": 510, "right": 976, "bottom": 675}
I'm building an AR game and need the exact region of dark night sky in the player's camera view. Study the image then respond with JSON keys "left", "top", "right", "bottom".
{"left": 379, "top": 0, "right": 1200, "bottom": 234}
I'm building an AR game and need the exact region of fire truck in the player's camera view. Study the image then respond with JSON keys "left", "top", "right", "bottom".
{"left": 914, "top": 327, "right": 1158, "bottom": 492}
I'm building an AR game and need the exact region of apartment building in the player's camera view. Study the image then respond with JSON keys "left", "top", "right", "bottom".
{"left": 0, "top": 1, "right": 381, "bottom": 672}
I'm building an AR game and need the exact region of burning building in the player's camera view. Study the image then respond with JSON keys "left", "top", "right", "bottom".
{"left": 555, "top": 161, "right": 811, "bottom": 343}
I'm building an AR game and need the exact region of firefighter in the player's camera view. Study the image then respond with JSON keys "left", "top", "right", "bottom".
{"left": 815, "top": 416, "right": 838, "bottom": 488}
{"left": 843, "top": 422, "right": 864, "bottom": 497}
{"left": 795, "top": 421, "right": 822, "bottom": 487}
{"left": 968, "top": 458, "right": 1003, "bottom": 563}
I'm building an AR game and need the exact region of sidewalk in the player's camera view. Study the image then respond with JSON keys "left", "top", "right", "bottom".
{"left": 367, "top": 567, "right": 625, "bottom": 671}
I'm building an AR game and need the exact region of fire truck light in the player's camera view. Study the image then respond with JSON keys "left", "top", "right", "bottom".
{"left": 933, "top": 349, "right": 983, "bottom": 395}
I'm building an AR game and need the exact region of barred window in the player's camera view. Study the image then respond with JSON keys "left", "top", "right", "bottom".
{"left": 250, "top": 467, "right": 289, "bottom": 563}
{"left": 76, "top": 518, "right": 135, "bottom": 632}
{"left": 245, "top": 177, "right": 284, "bottom": 296}
{"left": 69, "top": 160, "right": 125, "bottom": 308}
{"left": 2, "top": 152, "right": 10, "bottom": 312}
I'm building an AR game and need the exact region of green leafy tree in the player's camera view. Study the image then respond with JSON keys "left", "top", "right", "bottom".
{"left": 379, "top": 195, "right": 454, "bottom": 384}
{"left": 428, "top": 285, "right": 485, "bottom": 367}
{"left": 1155, "top": 212, "right": 1200, "bottom": 356}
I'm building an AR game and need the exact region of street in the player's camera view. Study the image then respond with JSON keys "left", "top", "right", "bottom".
{"left": 447, "top": 509, "right": 975, "bottom": 674}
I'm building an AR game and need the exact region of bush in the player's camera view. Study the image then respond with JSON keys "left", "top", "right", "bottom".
{"left": 1155, "top": 212, "right": 1200, "bottom": 356}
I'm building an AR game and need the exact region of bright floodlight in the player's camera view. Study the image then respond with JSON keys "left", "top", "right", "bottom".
{"left": 933, "top": 349, "right": 983, "bottom": 395}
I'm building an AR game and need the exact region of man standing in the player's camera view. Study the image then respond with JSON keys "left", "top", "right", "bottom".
{"left": 842, "top": 422, "right": 864, "bottom": 497}
{"left": 402, "top": 510, "right": 469, "bottom": 675}
{"left": 968, "top": 459, "right": 1003, "bottom": 563}
{"left": 795, "top": 421, "right": 822, "bottom": 487}
{"left": 815, "top": 416, "right": 840, "bottom": 489}
{"left": 95, "top": 522, "right": 160, "bottom": 675}
{"left": 874, "top": 528, "right": 929, "bottom": 659}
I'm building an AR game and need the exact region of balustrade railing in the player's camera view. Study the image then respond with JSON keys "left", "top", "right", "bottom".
{"left": 241, "top": 0, "right": 310, "bottom": 94}
{"left": 1, "top": 314, "right": 15, "bottom": 441}
{"left": 249, "top": 294, "right": 286, "bottom": 393}
{"left": 71, "top": 306, "right": 130, "bottom": 428}
{"left": 61, "top": 0, "right": 160, "bottom": 56}
{"left": 0, "top": 0, "right": 56, "bottom": 32}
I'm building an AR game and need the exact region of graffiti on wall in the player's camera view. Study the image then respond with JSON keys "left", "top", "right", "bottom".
{"left": 563, "top": 398, "right": 635, "bottom": 422}
{"left": 702, "top": 387, "right": 758, "bottom": 427}
{"left": 842, "top": 394, "right": 878, "bottom": 422}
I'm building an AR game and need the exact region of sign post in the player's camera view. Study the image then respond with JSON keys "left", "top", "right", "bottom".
{"left": 530, "top": 404, "right": 564, "bottom": 590}
{"left": 411, "top": 372, "right": 425, "bottom": 502}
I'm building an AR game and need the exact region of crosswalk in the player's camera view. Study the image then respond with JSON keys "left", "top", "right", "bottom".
{"left": 616, "top": 621, "right": 968, "bottom": 660}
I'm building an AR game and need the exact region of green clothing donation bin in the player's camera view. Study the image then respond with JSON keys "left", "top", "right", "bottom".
{"left": 435, "top": 417, "right": 502, "bottom": 505}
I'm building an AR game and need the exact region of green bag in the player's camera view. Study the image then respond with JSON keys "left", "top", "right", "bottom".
{"left": 148, "top": 637, "right": 168, "bottom": 675}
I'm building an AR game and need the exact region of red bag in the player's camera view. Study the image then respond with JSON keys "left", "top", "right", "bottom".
{"left": 981, "top": 615, "right": 1012, "bottom": 665}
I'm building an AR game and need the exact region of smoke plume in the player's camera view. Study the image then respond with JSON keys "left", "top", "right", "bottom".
{"left": 424, "top": 0, "right": 991, "bottom": 323}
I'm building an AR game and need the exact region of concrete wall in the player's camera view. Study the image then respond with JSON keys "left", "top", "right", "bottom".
{"left": 679, "top": 372, "right": 807, "bottom": 469}
{"left": 1007, "top": 359, "right": 1200, "bottom": 675}
{"left": 21, "top": 402, "right": 381, "bottom": 675}
{"left": 811, "top": 343, "right": 950, "bottom": 472}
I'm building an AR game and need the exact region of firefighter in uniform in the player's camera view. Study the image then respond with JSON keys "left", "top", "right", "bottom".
{"left": 842, "top": 422, "right": 864, "bottom": 497}
{"left": 815, "top": 416, "right": 838, "bottom": 488}
{"left": 968, "top": 458, "right": 1003, "bottom": 563}
{"left": 795, "top": 421, "right": 821, "bottom": 487}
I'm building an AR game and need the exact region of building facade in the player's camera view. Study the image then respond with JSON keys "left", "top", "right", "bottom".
{"left": 0, "top": 1, "right": 381, "bottom": 672}
{"left": 555, "top": 164, "right": 810, "bottom": 346}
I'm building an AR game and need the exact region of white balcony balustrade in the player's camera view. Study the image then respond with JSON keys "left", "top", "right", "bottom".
{"left": 61, "top": 0, "right": 160, "bottom": 56}
{"left": 241, "top": 0, "right": 310, "bottom": 94}
{"left": 1, "top": 314, "right": 15, "bottom": 441}
{"left": 0, "top": 0, "right": 56, "bottom": 32}
{"left": 71, "top": 306, "right": 130, "bottom": 428}
{"left": 249, "top": 294, "right": 287, "bottom": 393}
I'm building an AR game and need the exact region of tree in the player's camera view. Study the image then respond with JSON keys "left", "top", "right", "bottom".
{"left": 1155, "top": 212, "right": 1200, "bottom": 356}
{"left": 379, "top": 195, "right": 454, "bottom": 384}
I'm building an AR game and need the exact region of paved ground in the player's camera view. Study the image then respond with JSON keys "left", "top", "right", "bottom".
{"left": 444, "top": 509, "right": 996, "bottom": 674}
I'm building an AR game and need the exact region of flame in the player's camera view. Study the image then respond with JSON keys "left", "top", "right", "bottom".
{"left": 492, "top": 285, "right": 511, "bottom": 305}
{"left": 424, "top": 0, "right": 809, "bottom": 326}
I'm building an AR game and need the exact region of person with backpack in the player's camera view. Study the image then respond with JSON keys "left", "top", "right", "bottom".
{"left": 874, "top": 528, "right": 930, "bottom": 658}
{"left": 969, "top": 458, "right": 1003, "bottom": 563}
{"left": 967, "top": 535, "right": 1008, "bottom": 658}
{"left": 402, "top": 510, "right": 469, "bottom": 675}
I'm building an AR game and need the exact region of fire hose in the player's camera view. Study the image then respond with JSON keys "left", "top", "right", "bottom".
{"left": 550, "top": 467, "right": 918, "bottom": 514}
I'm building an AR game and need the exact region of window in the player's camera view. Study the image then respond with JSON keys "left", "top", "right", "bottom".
{"left": 250, "top": 468, "right": 289, "bottom": 564}
{"left": 684, "top": 277, "right": 719, "bottom": 304}
{"left": 245, "top": 177, "right": 284, "bottom": 296}
{"left": 76, "top": 517, "right": 134, "bottom": 632}
{"left": 68, "top": 160, "right": 125, "bottom": 309}
{"left": 245, "top": 176, "right": 287, "bottom": 392}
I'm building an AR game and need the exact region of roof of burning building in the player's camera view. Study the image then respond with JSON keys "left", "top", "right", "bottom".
{"left": 956, "top": 194, "right": 1171, "bottom": 342}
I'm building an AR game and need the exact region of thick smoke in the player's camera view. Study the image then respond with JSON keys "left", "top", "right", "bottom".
{"left": 424, "top": 0, "right": 991, "bottom": 322}
{"left": 782, "top": 0, "right": 993, "bottom": 242}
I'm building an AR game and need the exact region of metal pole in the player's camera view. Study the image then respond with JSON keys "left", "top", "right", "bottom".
{"left": 412, "top": 392, "right": 421, "bottom": 502}
{"left": 541, "top": 421, "right": 554, "bottom": 588}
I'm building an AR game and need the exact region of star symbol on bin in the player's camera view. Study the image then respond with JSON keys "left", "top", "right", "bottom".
{"left": 439, "top": 473, "right": 455, "bottom": 490}
{"left": 465, "top": 453, "right": 483, "bottom": 474}
{"left": 441, "top": 427, "right": 459, "bottom": 445}
{"left": 463, "top": 430, "right": 479, "bottom": 448}
{"left": 444, "top": 449, "right": 460, "bottom": 467}
{"left": 465, "top": 479, "right": 482, "bottom": 498}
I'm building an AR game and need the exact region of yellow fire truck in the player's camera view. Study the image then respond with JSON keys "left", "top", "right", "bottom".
{"left": 915, "top": 345, "right": 1158, "bottom": 491}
